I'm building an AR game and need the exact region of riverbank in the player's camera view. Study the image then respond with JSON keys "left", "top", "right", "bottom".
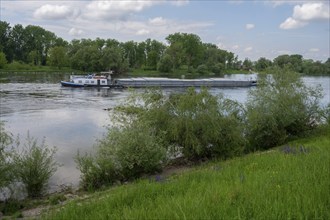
{"left": 2, "top": 127, "right": 328, "bottom": 219}
{"left": 0, "top": 65, "right": 249, "bottom": 76}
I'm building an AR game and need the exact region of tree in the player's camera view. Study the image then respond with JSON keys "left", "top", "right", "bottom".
{"left": 48, "top": 46, "right": 68, "bottom": 69}
{"left": 243, "top": 58, "right": 253, "bottom": 70}
{"left": 0, "top": 51, "right": 7, "bottom": 68}
{"left": 273, "top": 54, "right": 303, "bottom": 72}
{"left": 255, "top": 57, "right": 272, "bottom": 71}
{"left": 102, "top": 46, "right": 129, "bottom": 74}
{"left": 28, "top": 50, "right": 40, "bottom": 65}
{"left": 9, "top": 24, "right": 26, "bottom": 62}
{"left": 71, "top": 45, "right": 102, "bottom": 71}
{"left": 166, "top": 33, "right": 203, "bottom": 70}
{"left": 157, "top": 54, "right": 173, "bottom": 73}
{"left": 146, "top": 39, "right": 166, "bottom": 70}
{"left": 22, "top": 25, "right": 57, "bottom": 65}
{"left": 0, "top": 21, "right": 12, "bottom": 61}
{"left": 165, "top": 41, "right": 184, "bottom": 71}
{"left": 121, "top": 40, "right": 137, "bottom": 68}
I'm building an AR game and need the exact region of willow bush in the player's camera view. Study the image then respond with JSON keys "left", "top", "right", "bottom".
{"left": 162, "top": 88, "right": 245, "bottom": 160}
{"left": 12, "top": 134, "right": 59, "bottom": 198}
{"left": 114, "top": 88, "right": 246, "bottom": 160}
{"left": 76, "top": 88, "right": 246, "bottom": 190}
{"left": 245, "top": 67, "right": 324, "bottom": 150}
{"left": 0, "top": 121, "right": 14, "bottom": 190}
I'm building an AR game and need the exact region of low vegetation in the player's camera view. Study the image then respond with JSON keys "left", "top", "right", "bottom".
{"left": 0, "top": 127, "right": 59, "bottom": 200}
{"left": 245, "top": 67, "right": 324, "bottom": 150}
{"left": 44, "top": 130, "right": 330, "bottom": 219}
{"left": 75, "top": 68, "right": 327, "bottom": 191}
{"left": 11, "top": 134, "right": 59, "bottom": 198}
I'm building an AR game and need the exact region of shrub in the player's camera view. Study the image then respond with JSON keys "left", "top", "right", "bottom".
{"left": 75, "top": 152, "right": 118, "bottom": 191}
{"left": 101, "top": 124, "right": 167, "bottom": 179}
{"left": 117, "top": 88, "right": 246, "bottom": 160}
{"left": 0, "top": 121, "right": 14, "bottom": 189}
{"left": 76, "top": 88, "right": 246, "bottom": 190}
{"left": 246, "top": 68, "right": 324, "bottom": 150}
{"left": 12, "top": 134, "right": 59, "bottom": 198}
{"left": 164, "top": 88, "right": 245, "bottom": 159}
{"left": 76, "top": 122, "right": 167, "bottom": 190}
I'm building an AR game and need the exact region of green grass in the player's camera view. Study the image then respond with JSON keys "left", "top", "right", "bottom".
{"left": 0, "top": 62, "right": 78, "bottom": 73}
{"left": 44, "top": 132, "right": 330, "bottom": 219}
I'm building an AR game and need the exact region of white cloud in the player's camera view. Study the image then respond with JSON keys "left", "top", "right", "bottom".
{"left": 149, "top": 17, "right": 167, "bottom": 26}
{"left": 280, "top": 2, "right": 329, "bottom": 30}
{"left": 34, "top": 4, "right": 77, "bottom": 20}
{"left": 244, "top": 46, "right": 253, "bottom": 52}
{"left": 85, "top": 0, "right": 158, "bottom": 20}
{"left": 293, "top": 2, "right": 329, "bottom": 21}
{"left": 246, "top": 23, "right": 255, "bottom": 30}
{"left": 69, "top": 27, "right": 83, "bottom": 37}
{"left": 136, "top": 29, "right": 150, "bottom": 35}
{"left": 280, "top": 17, "right": 307, "bottom": 29}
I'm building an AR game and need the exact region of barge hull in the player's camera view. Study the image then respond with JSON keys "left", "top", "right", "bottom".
{"left": 114, "top": 78, "right": 257, "bottom": 88}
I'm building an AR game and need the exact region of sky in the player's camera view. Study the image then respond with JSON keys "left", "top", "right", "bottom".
{"left": 1, "top": 0, "right": 329, "bottom": 62}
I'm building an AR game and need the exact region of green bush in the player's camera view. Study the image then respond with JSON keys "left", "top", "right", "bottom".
{"left": 101, "top": 124, "right": 166, "bottom": 179}
{"left": 0, "top": 121, "right": 14, "bottom": 189}
{"left": 164, "top": 88, "right": 245, "bottom": 159}
{"left": 12, "top": 134, "right": 59, "bottom": 198}
{"left": 75, "top": 151, "right": 118, "bottom": 191}
{"left": 76, "top": 88, "right": 246, "bottom": 190}
{"left": 116, "top": 88, "right": 246, "bottom": 160}
{"left": 76, "top": 122, "right": 167, "bottom": 190}
{"left": 246, "top": 68, "right": 324, "bottom": 150}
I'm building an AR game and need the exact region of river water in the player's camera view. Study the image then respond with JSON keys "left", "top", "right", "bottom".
{"left": 0, "top": 73, "right": 329, "bottom": 191}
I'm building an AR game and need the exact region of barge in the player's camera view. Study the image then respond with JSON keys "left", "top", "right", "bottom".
{"left": 61, "top": 74, "right": 111, "bottom": 87}
{"left": 61, "top": 73, "right": 257, "bottom": 88}
{"left": 114, "top": 77, "right": 257, "bottom": 88}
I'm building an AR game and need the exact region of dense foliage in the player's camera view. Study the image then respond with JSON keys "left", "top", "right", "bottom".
{"left": 1, "top": 21, "right": 329, "bottom": 75}
{"left": 76, "top": 88, "right": 247, "bottom": 190}
{"left": 246, "top": 68, "right": 325, "bottom": 150}
{"left": 75, "top": 68, "right": 326, "bottom": 190}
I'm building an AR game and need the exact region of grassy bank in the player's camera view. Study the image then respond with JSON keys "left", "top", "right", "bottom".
{"left": 43, "top": 130, "right": 330, "bottom": 219}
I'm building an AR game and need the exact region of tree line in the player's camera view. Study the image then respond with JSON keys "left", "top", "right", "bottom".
{"left": 1, "top": 21, "right": 329, "bottom": 75}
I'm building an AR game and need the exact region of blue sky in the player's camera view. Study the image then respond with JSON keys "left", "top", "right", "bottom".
{"left": 1, "top": 0, "right": 329, "bottom": 61}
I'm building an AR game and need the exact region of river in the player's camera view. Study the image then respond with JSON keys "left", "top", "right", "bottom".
{"left": 0, "top": 73, "right": 329, "bottom": 191}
